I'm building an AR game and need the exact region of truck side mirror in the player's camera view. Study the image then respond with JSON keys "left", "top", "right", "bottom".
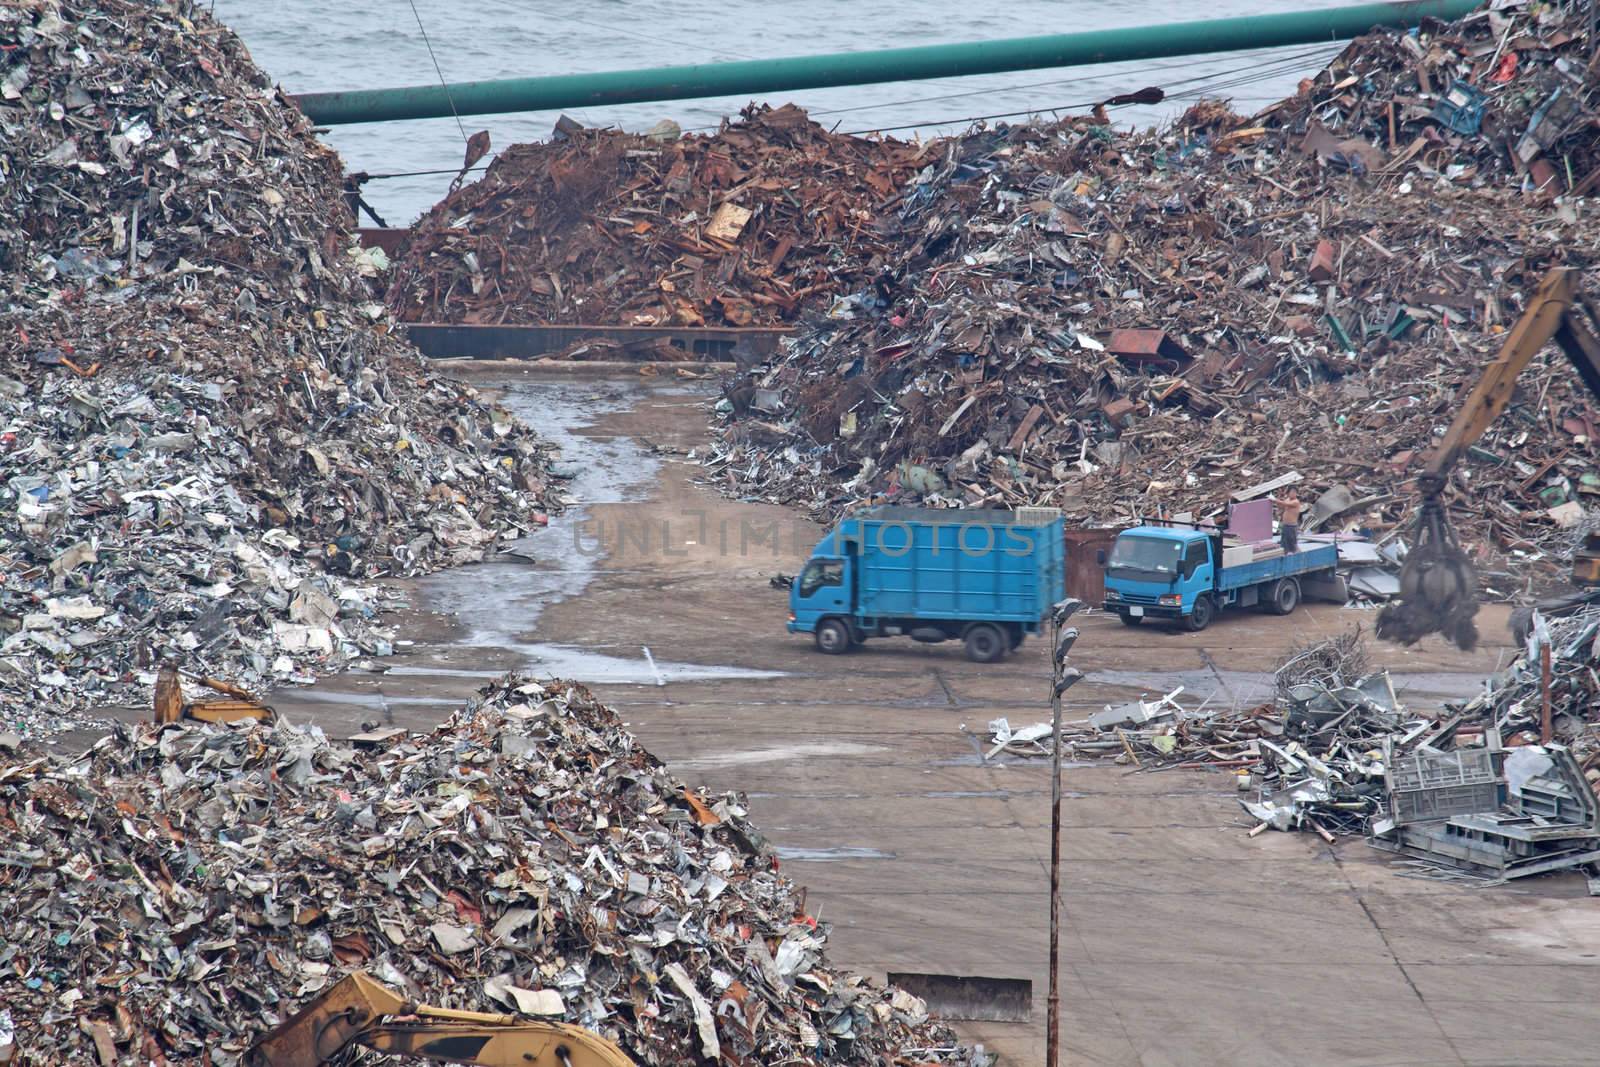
{"left": 1096, "top": 549, "right": 1107, "bottom": 566}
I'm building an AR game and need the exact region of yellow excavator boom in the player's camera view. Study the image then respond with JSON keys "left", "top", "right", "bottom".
{"left": 152, "top": 663, "right": 275, "bottom": 725}
{"left": 245, "top": 972, "right": 635, "bottom": 1067}
{"left": 1423, "top": 268, "right": 1581, "bottom": 480}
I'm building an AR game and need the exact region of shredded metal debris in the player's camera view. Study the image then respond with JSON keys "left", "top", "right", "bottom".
{"left": 990, "top": 604, "right": 1600, "bottom": 884}
{"left": 0, "top": 676, "right": 988, "bottom": 1066}
{"left": 702, "top": 3, "right": 1600, "bottom": 590}
{"left": 0, "top": 1, "right": 559, "bottom": 733}
{"left": 387, "top": 105, "right": 936, "bottom": 331}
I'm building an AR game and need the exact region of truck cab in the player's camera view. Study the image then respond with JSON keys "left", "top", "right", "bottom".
{"left": 1101, "top": 522, "right": 1339, "bottom": 631}
{"left": 790, "top": 530, "right": 852, "bottom": 650}
{"left": 1102, "top": 527, "right": 1217, "bottom": 628}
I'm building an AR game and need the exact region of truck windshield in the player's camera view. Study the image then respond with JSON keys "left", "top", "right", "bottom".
{"left": 798, "top": 559, "right": 844, "bottom": 597}
{"left": 1107, "top": 536, "right": 1181, "bottom": 578}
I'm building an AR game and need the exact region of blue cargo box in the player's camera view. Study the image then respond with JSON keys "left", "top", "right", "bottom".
{"left": 836, "top": 507, "right": 1064, "bottom": 623}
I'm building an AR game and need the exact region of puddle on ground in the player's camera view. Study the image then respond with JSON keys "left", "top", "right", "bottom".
{"left": 386, "top": 644, "right": 782, "bottom": 686}
{"left": 932, "top": 752, "right": 1099, "bottom": 768}
{"left": 1091, "top": 667, "right": 1274, "bottom": 707}
{"left": 396, "top": 380, "right": 784, "bottom": 686}
{"left": 671, "top": 741, "right": 889, "bottom": 771}
{"left": 777, "top": 846, "right": 896, "bottom": 862}
{"left": 747, "top": 788, "right": 1081, "bottom": 801}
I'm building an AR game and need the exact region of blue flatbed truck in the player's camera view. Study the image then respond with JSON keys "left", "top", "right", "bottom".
{"left": 788, "top": 506, "right": 1065, "bottom": 662}
{"left": 1101, "top": 523, "right": 1340, "bottom": 631}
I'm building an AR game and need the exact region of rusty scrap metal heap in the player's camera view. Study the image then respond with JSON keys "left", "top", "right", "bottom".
{"left": 1262, "top": 4, "right": 1600, "bottom": 196}
{"left": 710, "top": 2, "right": 1600, "bottom": 583}
{"left": 0, "top": 1, "right": 557, "bottom": 730}
{"left": 0, "top": 677, "right": 982, "bottom": 1067}
{"left": 387, "top": 104, "right": 936, "bottom": 328}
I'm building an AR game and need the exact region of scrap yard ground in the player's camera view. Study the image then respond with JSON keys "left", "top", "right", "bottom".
{"left": 16, "top": 2, "right": 1600, "bottom": 1062}
{"left": 225, "top": 370, "right": 1592, "bottom": 1066}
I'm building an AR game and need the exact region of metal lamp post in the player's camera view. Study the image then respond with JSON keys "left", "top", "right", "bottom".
{"left": 1046, "top": 598, "right": 1085, "bottom": 1067}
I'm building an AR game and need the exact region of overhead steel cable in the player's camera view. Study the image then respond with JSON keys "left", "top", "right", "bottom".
{"left": 407, "top": 0, "right": 469, "bottom": 144}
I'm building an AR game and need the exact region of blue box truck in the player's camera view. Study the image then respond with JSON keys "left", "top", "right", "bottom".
{"left": 787, "top": 506, "right": 1065, "bottom": 662}
{"left": 1101, "top": 522, "right": 1339, "bottom": 631}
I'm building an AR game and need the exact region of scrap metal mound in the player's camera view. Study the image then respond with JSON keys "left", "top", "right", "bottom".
{"left": 709, "top": 2, "right": 1600, "bottom": 583}
{"left": 0, "top": 2, "right": 558, "bottom": 727}
{"left": 1032, "top": 620, "right": 1600, "bottom": 884}
{"left": 0, "top": 676, "right": 982, "bottom": 1067}
{"left": 1262, "top": 5, "right": 1600, "bottom": 192}
{"left": 387, "top": 104, "right": 937, "bottom": 328}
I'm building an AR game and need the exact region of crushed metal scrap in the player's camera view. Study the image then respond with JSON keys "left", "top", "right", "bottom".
{"left": 386, "top": 105, "right": 937, "bottom": 329}
{"left": 0, "top": 1, "right": 559, "bottom": 733}
{"left": 0, "top": 675, "right": 988, "bottom": 1067}
{"left": 990, "top": 613, "right": 1600, "bottom": 884}
{"left": 706, "top": 1, "right": 1600, "bottom": 589}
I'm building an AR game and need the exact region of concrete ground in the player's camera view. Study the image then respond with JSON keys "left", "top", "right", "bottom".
{"left": 223, "top": 369, "right": 1597, "bottom": 1065}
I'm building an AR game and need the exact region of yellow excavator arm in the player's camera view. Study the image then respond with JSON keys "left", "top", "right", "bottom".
{"left": 245, "top": 972, "right": 636, "bottom": 1067}
{"left": 1379, "top": 266, "right": 1600, "bottom": 650}
{"left": 153, "top": 663, "right": 275, "bottom": 725}
{"left": 1422, "top": 267, "right": 1600, "bottom": 484}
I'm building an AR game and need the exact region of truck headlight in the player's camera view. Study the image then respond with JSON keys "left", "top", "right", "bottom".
{"left": 1104, "top": 589, "right": 1120, "bottom": 601}
{"left": 1159, "top": 594, "right": 1182, "bottom": 607}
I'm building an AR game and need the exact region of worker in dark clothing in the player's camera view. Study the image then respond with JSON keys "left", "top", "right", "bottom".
{"left": 1272, "top": 488, "right": 1303, "bottom": 553}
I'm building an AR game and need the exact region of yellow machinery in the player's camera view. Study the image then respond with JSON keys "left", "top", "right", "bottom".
{"left": 1379, "top": 267, "right": 1600, "bottom": 650}
{"left": 244, "top": 972, "right": 635, "bottom": 1067}
{"left": 152, "top": 663, "right": 275, "bottom": 725}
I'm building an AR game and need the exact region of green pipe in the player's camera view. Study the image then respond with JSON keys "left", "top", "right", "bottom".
{"left": 295, "top": 1, "right": 1476, "bottom": 126}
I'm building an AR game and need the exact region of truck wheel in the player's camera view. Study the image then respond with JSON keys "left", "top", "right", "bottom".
{"left": 1118, "top": 611, "right": 1143, "bottom": 627}
{"left": 964, "top": 623, "right": 1006, "bottom": 663}
{"left": 1269, "top": 578, "right": 1301, "bottom": 616}
{"left": 1184, "top": 596, "right": 1214, "bottom": 632}
{"left": 816, "top": 619, "right": 853, "bottom": 655}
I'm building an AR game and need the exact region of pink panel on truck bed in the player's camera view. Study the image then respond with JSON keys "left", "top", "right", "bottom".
{"left": 1228, "top": 498, "right": 1274, "bottom": 543}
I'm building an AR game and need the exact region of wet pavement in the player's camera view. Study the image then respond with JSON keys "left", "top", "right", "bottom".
{"left": 1088, "top": 663, "right": 1506, "bottom": 711}
{"left": 249, "top": 374, "right": 783, "bottom": 728}
{"left": 203, "top": 366, "right": 1600, "bottom": 1064}
{"left": 414, "top": 378, "right": 784, "bottom": 685}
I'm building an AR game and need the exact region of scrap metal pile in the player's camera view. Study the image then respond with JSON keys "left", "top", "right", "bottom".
{"left": 1244, "top": 605, "right": 1600, "bottom": 880}
{"left": 387, "top": 105, "right": 936, "bottom": 328}
{"left": 0, "top": 1, "right": 557, "bottom": 730}
{"left": 1001, "top": 653, "right": 1411, "bottom": 793}
{"left": 1262, "top": 3, "right": 1600, "bottom": 198}
{"left": 1456, "top": 600, "right": 1600, "bottom": 758}
{"left": 709, "top": 2, "right": 1600, "bottom": 582}
{"left": 0, "top": 676, "right": 983, "bottom": 1066}
{"left": 994, "top": 616, "right": 1600, "bottom": 882}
